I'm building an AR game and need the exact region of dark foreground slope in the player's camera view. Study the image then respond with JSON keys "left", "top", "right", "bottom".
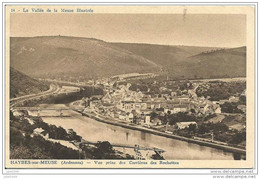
{"left": 10, "top": 67, "right": 49, "bottom": 98}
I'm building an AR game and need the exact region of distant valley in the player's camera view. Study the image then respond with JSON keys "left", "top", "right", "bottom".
{"left": 112, "top": 43, "right": 246, "bottom": 79}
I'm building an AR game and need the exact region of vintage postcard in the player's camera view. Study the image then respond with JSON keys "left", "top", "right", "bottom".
{"left": 4, "top": 4, "right": 256, "bottom": 169}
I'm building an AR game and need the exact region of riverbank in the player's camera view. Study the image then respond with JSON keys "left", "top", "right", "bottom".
{"left": 76, "top": 110, "right": 246, "bottom": 156}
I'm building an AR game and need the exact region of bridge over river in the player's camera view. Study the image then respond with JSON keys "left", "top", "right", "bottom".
{"left": 12, "top": 106, "right": 84, "bottom": 117}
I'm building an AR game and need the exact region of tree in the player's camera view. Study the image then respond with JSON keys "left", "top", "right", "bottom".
{"left": 230, "top": 131, "right": 246, "bottom": 144}
{"left": 10, "top": 146, "right": 33, "bottom": 159}
{"left": 221, "top": 102, "right": 243, "bottom": 113}
{"left": 190, "top": 108, "right": 196, "bottom": 114}
{"left": 239, "top": 95, "right": 246, "bottom": 105}
{"left": 10, "top": 127, "right": 24, "bottom": 146}
{"left": 211, "top": 122, "right": 229, "bottom": 133}
{"left": 150, "top": 111, "right": 157, "bottom": 120}
{"left": 188, "top": 124, "right": 197, "bottom": 133}
{"left": 93, "top": 141, "right": 115, "bottom": 159}
{"left": 168, "top": 112, "right": 197, "bottom": 125}
{"left": 198, "top": 124, "right": 210, "bottom": 134}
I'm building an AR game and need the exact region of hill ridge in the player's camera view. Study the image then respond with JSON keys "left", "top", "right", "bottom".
{"left": 10, "top": 36, "right": 246, "bottom": 80}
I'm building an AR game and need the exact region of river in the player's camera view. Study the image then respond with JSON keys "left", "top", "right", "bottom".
{"left": 29, "top": 104, "right": 238, "bottom": 160}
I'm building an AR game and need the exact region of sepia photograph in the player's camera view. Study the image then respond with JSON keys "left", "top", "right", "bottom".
{"left": 4, "top": 5, "right": 256, "bottom": 169}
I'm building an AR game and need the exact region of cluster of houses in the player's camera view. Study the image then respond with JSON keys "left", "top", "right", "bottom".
{"left": 82, "top": 82, "right": 226, "bottom": 130}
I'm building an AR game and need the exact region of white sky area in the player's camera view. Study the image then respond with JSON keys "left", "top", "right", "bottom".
{"left": 10, "top": 13, "right": 246, "bottom": 47}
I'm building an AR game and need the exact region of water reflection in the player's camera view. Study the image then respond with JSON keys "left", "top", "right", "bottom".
{"left": 141, "top": 132, "right": 146, "bottom": 140}
{"left": 36, "top": 105, "right": 237, "bottom": 160}
{"left": 233, "top": 153, "right": 243, "bottom": 160}
{"left": 126, "top": 132, "right": 129, "bottom": 141}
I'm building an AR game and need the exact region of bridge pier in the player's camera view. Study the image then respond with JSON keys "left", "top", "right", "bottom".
{"left": 59, "top": 109, "right": 63, "bottom": 117}
{"left": 135, "top": 150, "right": 143, "bottom": 160}
{"left": 37, "top": 110, "right": 40, "bottom": 117}
{"left": 134, "top": 145, "right": 143, "bottom": 160}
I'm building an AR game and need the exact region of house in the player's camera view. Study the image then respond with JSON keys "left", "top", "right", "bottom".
{"left": 150, "top": 100, "right": 163, "bottom": 109}
{"left": 173, "top": 105, "right": 188, "bottom": 113}
{"left": 145, "top": 115, "right": 151, "bottom": 125}
{"left": 119, "top": 112, "right": 126, "bottom": 120}
{"left": 214, "top": 106, "right": 222, "bottom": 114}
{"left": 163, "top": 103, "right": 188, "bottom": 114}
{"left": 159, "top": 111, "right": 166, "bottom": 117}
{"left": 89, "top": 101, "right": 95, "bottom": 110}
{"left": 108, "top": 111, "right": 115, "bottom": 118}
{"left": 229, "top": 96, "right": 239, "bottom": 103}
{"left": 61, "top": 86, "right": 80, "bottom": 92}
{"left": 178, "top": 96, "right": 190, "bottom": 104}
{"left": 196, "top": 103, "right": 206, "bottom": 114}
{"left": 212, "top": 101, "right": 220, "bottom": 105}
{"left": 140, "top": 103, "right": 147, "bottom": 110}
{"left": 12, "top": 110, "right": 24, "bottom": 117}
{"left": 133, "top": 117, "right": 142, "bottom": 125}
{"left": 138, "top": 109, "right": 152, "bottom": 117}
{"left": 118, "top": 100, "right": 135, "bottom": 112}
{"left": 159, "top": 87, "right": 168, "bottom": 91}
{"left": 219, "top": 99, "right": 229, "bottom": 104}
{"left": 114, "top": 113, "right": 119, "bottom": 119}
{"left": 136, "top": 91, "right": 144, "bottom": 99}
{"left": 67, "top": 129, "right": 74, "bottom": 135}
{"left": 203, "top": 104, "right": 210, "bottom": 114}
{"left": 33, "top": 128, "right": 44, "bottom": 135}
{"left": 91, "top": 95, "right": 103, "bottom": 100}
{"left": 241, "top": 90, "right": 246, "bottom": 97}
{"left": 150, "top": 118, "right": 162, "bottom": 126}
{"left": 25, "top": 117, "right": 34, "bottom": 125}
{"left": 126, "top": 112, "right": 134, "bottom": 122}
{"left": 237, "top": 105, "right": 246, "bottom": 113}
{"left": 102, "top": 93, "right": 113, "bottom": 104}
{"left": 171, "top": 91, "right": 177, "bottom": 96}
{"left": 175, "top": 122, "right": 197, "bottom": 130}
{"left": 164, "top": 108, "right": 171, "bottom": 114}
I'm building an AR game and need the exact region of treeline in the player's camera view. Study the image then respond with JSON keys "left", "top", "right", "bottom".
{"left": 196, "top": 122, "right": 245, "bottom": 145}
{"left": 176, "top": 121, "right": 246, "bottom": 145}
{"left": 126, "top": 79, "right": 192, "bottom": 95}
{"left": 158, "top": 112, "right": 197, "bottom": 125}
{"left": 10, "top": 113, "right": 81, "bottom": 159}
{"left": 220, "top": 95, "right": 246, "bottom": 114}
{"left": 51, "top": 87, "right": 103, "bottom": 104}
{"left": 32, "top": 117, "right": 82, "bottom": 141}
{"left": 10, "top": 130, "right": 82, "bottom": 159}
{"left": 150, "top": 111, "right": 246, "bottom": 145}
{"left": 10, "top": 111, "right": 83, "bottom": 159}
{"left": 196, "top": 81, "right": 246, "bottom": 101}
{"left": 80, "top": 141, "right": 134, "bottom": 159}
{"left": 20, "top": 86, "right": 103, "bottom": 107}
{"left": 221, "top": 102, "right": 244, "bottom": 113}
{"left": 10, "top": 111, "right": 132, "bottom": 159}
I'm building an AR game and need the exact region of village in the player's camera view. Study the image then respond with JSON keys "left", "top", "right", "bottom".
{"left": 75, "top": 76, "right": 246, "bottom": 149}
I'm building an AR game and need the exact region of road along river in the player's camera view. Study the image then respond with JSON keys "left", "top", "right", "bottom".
{"left": 29, "top": 104, "right": 242, "bottom": 160}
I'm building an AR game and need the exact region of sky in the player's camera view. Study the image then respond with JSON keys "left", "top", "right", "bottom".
{"left": 10, "top": 13, "right": 246, "bottom": 47}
